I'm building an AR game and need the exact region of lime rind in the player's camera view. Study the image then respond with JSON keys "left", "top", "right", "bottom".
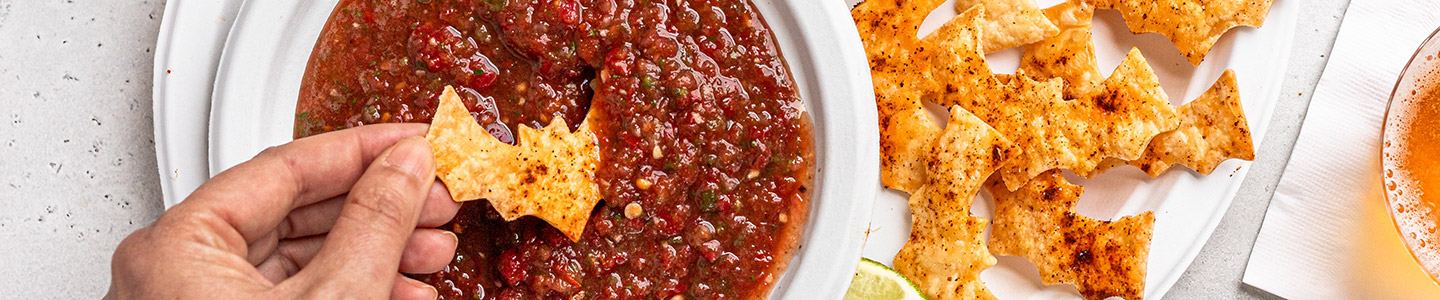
{"left": 845, "top": 258, "right": 930, "bottom": 300}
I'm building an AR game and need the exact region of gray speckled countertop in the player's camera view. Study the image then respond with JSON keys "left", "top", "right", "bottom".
{"left": 0, "top": 0, "right": 166, "bottom": 298}
{"left": 0, "top": 0, "right": 1348, "bottom": 298}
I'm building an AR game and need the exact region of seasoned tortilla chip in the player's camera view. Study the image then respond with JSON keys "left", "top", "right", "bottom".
{"left": 915, "top": 7, "right": 1007, "bottom": 101}
{"left": 1063, "top": 49, "right": 1180, "bottom": 178}
{"left": 855, "top": 0, "right": 950, "bottom": 193}
{"left": 897, "top": 209, "right": 995, "bottom": 300}
{"left": 934, "top": 52, "right": 1178, "bottom": 190}
{"left": 988, "top": 171, "right": 1155, "bottom": 300}
{"left": 924, "top": 9, "right": 1178, "bottom": 190}
{"left": 1132, "top": 70, "right": 1254, "bottom": 176}
{"left": 427, "top": 86, "right": 601, "bottom": 241}
{"left": 875, "top": 80, "right": 943, "bottom": 192}
{"left": 1019, "top": 1, "right": 1102, "bottom": 99}
{"left": 940, "top": 74, "right": 1078, "bottom": 191}
{"left": 954, "top": 0, "right": 1059, "bottom": 53}
{"left": 864, "top": 5, "right": 1007, "bottom": 193}
{"left": 1090, "top": 0, "right": 1275, "bottom": 65}
{"left": 894, "top": 107, "right": 1014, "bottom": 300}
{"left": 1039, "top": 0, "right": 1093, "bottom": 30}
{"left": 852, "top": 0, "right": 946, "bottom": 72}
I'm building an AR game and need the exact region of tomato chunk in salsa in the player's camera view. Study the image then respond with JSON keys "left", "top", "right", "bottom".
{"left": 297, "top": 0, "right": 812, "bottom": 299}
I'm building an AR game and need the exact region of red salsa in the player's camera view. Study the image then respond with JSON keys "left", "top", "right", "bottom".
{"left": 297, "top": 0, "right": 812, "bottom": 299}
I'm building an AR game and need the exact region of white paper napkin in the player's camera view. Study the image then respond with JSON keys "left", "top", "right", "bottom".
{"left": 1243, "top": 1, "right": 1440, "bottom": 298}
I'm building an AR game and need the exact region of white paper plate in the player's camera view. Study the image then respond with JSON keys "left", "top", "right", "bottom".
{"left": 152, "top": 0, "right": 244, "bottom": 208}
{"left": 850, "top": 0, "right": 1298, "bottom": 299}
{"left": 205, "top": 0, "right": 879, "bottom": 298}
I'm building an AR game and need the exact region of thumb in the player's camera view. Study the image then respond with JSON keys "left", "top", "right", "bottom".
{"left": 293, "top": 136, "right": 435, "bottom": 297}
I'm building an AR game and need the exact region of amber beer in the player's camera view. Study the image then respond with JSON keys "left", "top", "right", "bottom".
{"left": 1383, "top": 28, "right": 1440, "bottom": 282}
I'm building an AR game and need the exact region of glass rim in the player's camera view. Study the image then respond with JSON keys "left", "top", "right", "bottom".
{"left": 1380, "top": 24, "right": 1440, "bottom": 285}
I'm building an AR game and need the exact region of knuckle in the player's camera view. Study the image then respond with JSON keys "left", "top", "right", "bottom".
{"left": 277, "top": 213, "right": 299, "bottom": 238}
{"left": 273, "top": 250, "right": 304, "bottom": 277}
{"left": 113, "top": 228, "right": 151, "bottom": 262}
{"left": 250, "top": 145, "right": 303, "bottom": 185}
{"left": 348, "top": 184, "right": 412, "bottom": 228}
{"left": 375, "top": 158, "right": 427, "bottom": 186}
{"left": 254, "top": 145, "right": 287, "bottom": 160}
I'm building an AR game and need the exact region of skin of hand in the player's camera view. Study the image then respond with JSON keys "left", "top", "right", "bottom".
{"left": 106, "top": 124, "right": 462, "bottom": 300}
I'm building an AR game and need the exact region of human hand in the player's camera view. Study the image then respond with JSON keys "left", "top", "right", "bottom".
{"left": 107, "top": 124, "right": 461, "bottom": 299}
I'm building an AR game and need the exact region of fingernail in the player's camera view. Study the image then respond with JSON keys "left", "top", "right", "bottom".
{"left": 385, "top": 137, "right": 433, "bottom": 178}
{"left": 444, "top": 230, "right": 458, "bottom": 245}
{"left": 407, "top": 279, "right": 439, "bottom": 300}
{"left": 422, "top": 281, "right": 439, "bottom": 300}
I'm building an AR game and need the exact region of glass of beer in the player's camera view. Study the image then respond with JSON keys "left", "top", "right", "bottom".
{"left": 1383, "top": 25, "right": 1440, "bottom": 283}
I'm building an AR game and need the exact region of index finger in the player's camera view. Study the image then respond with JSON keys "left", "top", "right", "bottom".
{"left": 177, "top": 123, "right": 428, "bottom": 244}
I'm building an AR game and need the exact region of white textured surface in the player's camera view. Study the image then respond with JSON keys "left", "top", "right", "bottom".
{"left": 0, "top": 0, "right": 1347, "bottom": 299}
{"left": 0, "top": 0, "right": 167, "bottom": 298}
{"left": 1244, "top": 0, "right": 1440, "bottom": 298}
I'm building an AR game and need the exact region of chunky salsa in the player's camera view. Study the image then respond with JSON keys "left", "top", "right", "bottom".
{"left": 296, "top": 0, "right": 813, "bottom": 298}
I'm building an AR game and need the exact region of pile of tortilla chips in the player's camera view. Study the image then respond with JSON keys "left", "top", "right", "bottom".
{"left": 852, "top": 0, "right": 1262, "bottom": 298}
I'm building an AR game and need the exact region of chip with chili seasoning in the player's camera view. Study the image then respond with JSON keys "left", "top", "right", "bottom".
{"left": 1130, "top": 70, "right": 1255, "bottom": 176}
{"left": 987, "top": 171, "right": 1155, "bottom": 300}
{"left": 1018, "top": 0, "right": 1102, "bottom": 99}
{"left": 1059, "top": 49, "right": 1180, "bottom": 179}
{"left": 1089, "top": 0, "right": 1275, "bottom": 65}
{"left": 873, "top": 81, "right": 945, "bottom": 193}
{"left": 893, "top": 106, "right": 1015, "bottom": 300}
{"left": 868, "top": 7, "right": 1011, "bottom": 193}
{"left": 953, "top": 0, "right": 1058, "bottom": 53}
{"left": 914, "top": 5, "right": 1179, "bottom": 190}
{"left": 867, "top": 6, "right": 1015, "bottom": 193}
{"left": 914, "top": 7, "right": 1006, "bottom": 103}
{"left": 854, "top": 0, "right": 950, "bottom": 193}
{"left": 426, "top": 86, "right": 601, "bottom": 241}
{"left": 852, "top": 0, "right": 946, "bottom": 68}
{"left": 930, "top": 48, "right": 1179, "bottom": 191}
{"left": 867, "top": 7, "right": 993, "bottom": 193}
{"left": 1017, "top": 2, "right": 1254, "bottom": 178}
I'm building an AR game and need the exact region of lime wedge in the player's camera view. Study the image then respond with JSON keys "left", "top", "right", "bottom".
{"left": 845, "top": 258, "right": 929, "bottom": 300}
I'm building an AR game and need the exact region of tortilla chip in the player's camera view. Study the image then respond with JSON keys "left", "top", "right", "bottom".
{"left": 1063, "top": 48, "right": 1180, "bottom": 177}
{"left": 893, "top": 107, "right": 1014, "bottom": 300}
{"left": 1039, "top": 0, "right": 1093, "bottom": 29}
{"left": 1019, "top": 1, "right": 1102, "bottom": 99}
{"left": 852, "top": 0, "right": 947, "bottom": 72}
{"left": 915, "top": 7, "right": 1007, "bottom": 101}
{"left": 855, "top": 0, "right": 951, "bottom": 193}
{"left": 1131, "top": 70, "right": 1255, "bottom": 176}
{"left": 897, "top": 209, "right": 995, "bottom": 300}
{"left": 1090, "top": 0, "right": 1275, "bottom": 65}
{"left": 954, "top": 0, "right": 1059, "bottom": 53}
{"left": 864, "top": 5, "right": 1001, "bottom": 193}
{"left": 923, "top": 7, "right": 1178, "bottom": 189}
{"left": 988, "top": 171, "right": 1155, "bottom": 300}
{"left": 941, "top": 74, "right": 1077, "bottom": 191}
{"left": 875, "top": 81, "right": 943, "bottom": 192}
{"left": 427, "top": 86, "right": 601, "bottom": 241}
{"left": 933, "top": 52, "right": 1178, "bottom": 190}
